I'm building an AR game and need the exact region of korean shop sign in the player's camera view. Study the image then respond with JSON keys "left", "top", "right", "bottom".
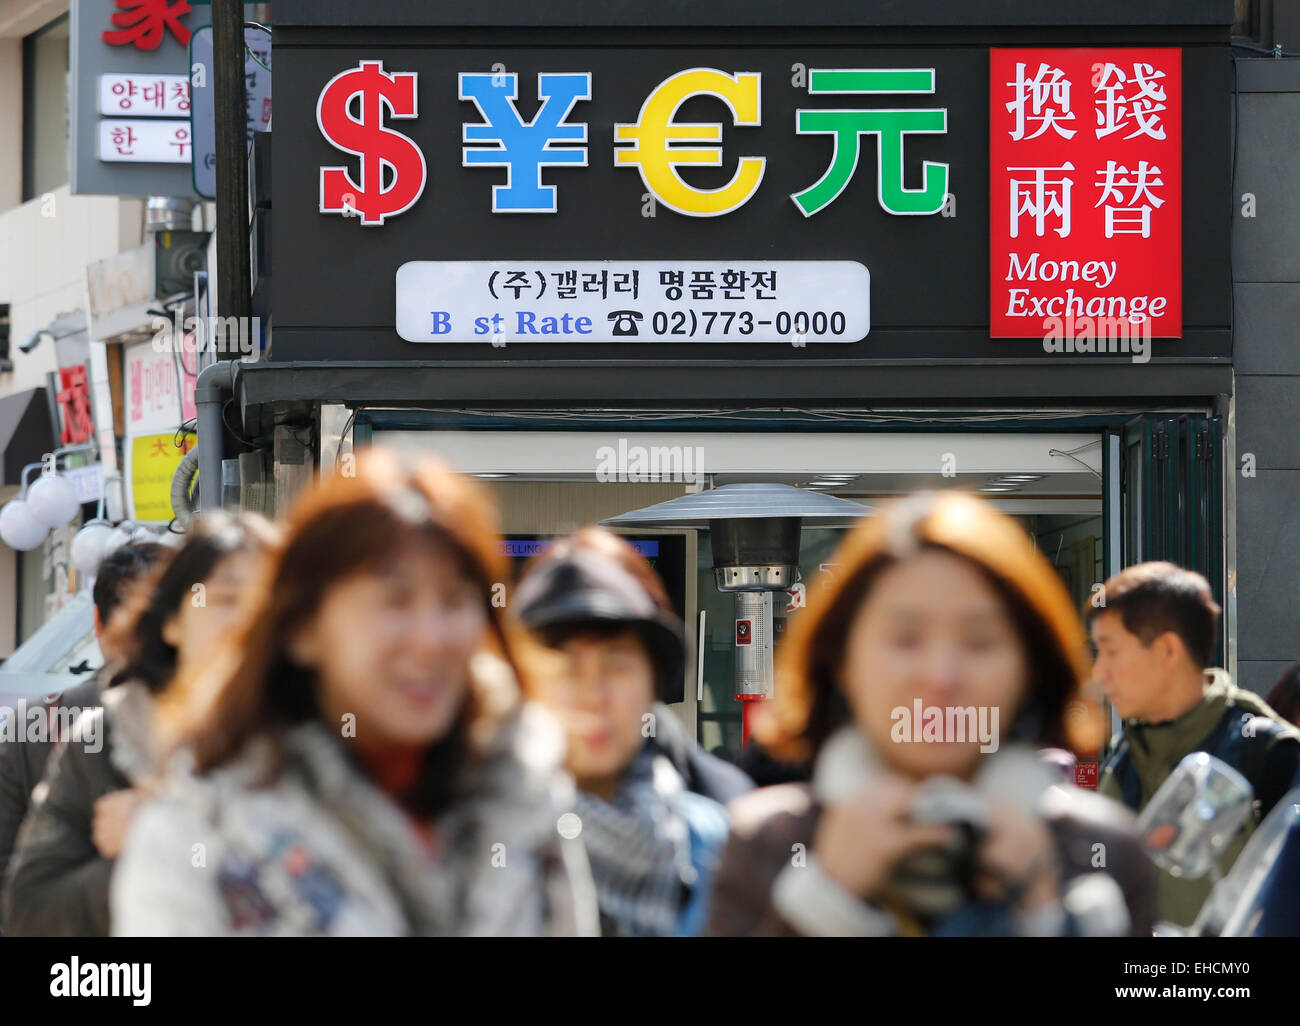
{"left": 72, "top": 1, "right": 260, "bottom": 195}
{"left": 70, "top": 0, "right": 198, "bottom": 195}
{"left": 272, "top": 43, "right": 1224, "bottom": 364}
{"left": 189, "top": 25, "right": 273, "bottom": 199}
{"left": 394, "top": 260, "right": 870, "bottom": 343}
{"left": 989, "top": 49, "right": 1182, "bottom": 338}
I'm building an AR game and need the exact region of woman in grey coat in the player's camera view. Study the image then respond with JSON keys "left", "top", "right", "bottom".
{"left": 111, "top": 450, "right": 597, "bottom": 936}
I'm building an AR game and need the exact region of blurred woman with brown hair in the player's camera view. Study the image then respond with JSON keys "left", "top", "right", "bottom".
{"left": 707, "top": 491, "right": 1156, "bottom": 937}
{"left": 5, "top": 516, "right": 273, "bottom": 936}
{"left": 111, "top": 450, "right": 597, "bottom": 936}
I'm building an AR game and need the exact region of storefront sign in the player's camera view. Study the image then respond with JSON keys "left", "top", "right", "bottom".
{"left": 272, "top": 38, "right": 1226, "bottom": 363}
{"left": 189, "top": 25, "right": 273, "bottom": 199}
{"left": 317, "top": 62, "right": 949, "bottom": 224}
{"left": 62, "top": 464, "right": 106, "bottom": 504}
{"left": 125, "top": 337, "right": 198, "bottom": 435}
{"left": 1076, "top": 760, "right": 1099, "bottom": 789}
{"left": 127, "top": 432, "right": 191, "bottom": 523}
{"left": 73, "top": 1, "right": 257, "bottom": 195}
{"left": 98, "top": 72, "right": 190, "bottom": 115}
{"left": 102, "top": 0, "right": 193, "bottom": 50}
{"left": 395, "top": 260, "right": 870, "bottom": 342}
{"left": 71, "top": 0, "right": 199, "bottom": 194}
{"left": 97, "top": 119, "right": 192, "bottom": 162}
{"left": 122, "top": 335, "right": 195, "bottom": 523}
{"left": 989, "top": 48, "right": 1182, "bottom": 338}
{"left": 55, "top": 367, "right": 95, "bottom": 445}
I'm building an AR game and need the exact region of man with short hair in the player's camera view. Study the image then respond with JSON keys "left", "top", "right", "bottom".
{"left": 1088, "top": 561, "right": 1300, "bottom": 927}
{"left": 0, "top": 542, "right": 167, "bottom": 933}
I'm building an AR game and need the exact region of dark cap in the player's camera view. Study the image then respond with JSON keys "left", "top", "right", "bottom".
{"left": 514, "top": 548, "right": 685, "bottom": 697}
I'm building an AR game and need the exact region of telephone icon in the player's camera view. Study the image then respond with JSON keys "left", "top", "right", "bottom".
{"left": 608, "top": 310, "right": 643, "bottom": 337}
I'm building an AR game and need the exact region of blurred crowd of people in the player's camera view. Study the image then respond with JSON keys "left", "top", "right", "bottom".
{"left": 1, "top": 448, "right": 1297, "bottom": 937}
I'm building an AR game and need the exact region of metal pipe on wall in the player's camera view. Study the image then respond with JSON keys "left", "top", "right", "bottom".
{"left": 202, "top": 0, "right": 253, "bottom": 514}
{"left": 196, "top": 361, "right": 235, "bottom": 513}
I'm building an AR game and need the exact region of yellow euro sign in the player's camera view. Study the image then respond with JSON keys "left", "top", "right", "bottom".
{"left": 614, "top": 68, "right": 765, "bottom": 217}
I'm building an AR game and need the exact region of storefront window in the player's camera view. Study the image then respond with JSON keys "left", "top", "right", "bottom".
{"left": 22, "top": 13, "right": 70, "bottom": 202}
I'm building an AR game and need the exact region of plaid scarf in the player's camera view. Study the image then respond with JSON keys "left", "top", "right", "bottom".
{"left": 572, "top": 746, "right": 695, "bottom": 937}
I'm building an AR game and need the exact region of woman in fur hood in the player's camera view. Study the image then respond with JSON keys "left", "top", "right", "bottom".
{"left": 111, "top": 450, "right": 597, "bottom": 937}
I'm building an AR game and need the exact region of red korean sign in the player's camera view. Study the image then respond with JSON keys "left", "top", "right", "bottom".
{"left": 990, "top": 49, "right": 1181, "bottom": 339}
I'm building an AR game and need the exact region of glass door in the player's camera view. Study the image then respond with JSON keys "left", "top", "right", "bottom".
{"left": 1119, "top": 414, "right": 1225, "bottom": 658}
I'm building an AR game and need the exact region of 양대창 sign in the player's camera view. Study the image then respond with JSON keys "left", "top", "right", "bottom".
{"left": 98, "top": 72, "right": 190, "bottom": 116}
{"left": 394, "top": 260, "right": 870, "bottom": 343}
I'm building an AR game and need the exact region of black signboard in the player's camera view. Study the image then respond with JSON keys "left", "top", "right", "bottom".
{"left": 268, "top": 15, "right": 1231, "bottom": 368}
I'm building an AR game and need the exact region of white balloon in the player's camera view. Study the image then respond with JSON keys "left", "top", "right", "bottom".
{"left": 71, "top": 521, "right": 115, "bottom": 576}
{"left": 27, "top": 474, "right": 82, "bottom": 529}
{"left": 0, "top": 500, "right": 50, "bottom": 551}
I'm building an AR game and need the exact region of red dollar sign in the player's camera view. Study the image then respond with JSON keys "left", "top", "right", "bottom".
{"left": 317, "top": 61, "right": 427, "bottom": 225}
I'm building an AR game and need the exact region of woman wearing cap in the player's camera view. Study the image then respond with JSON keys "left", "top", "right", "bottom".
{"left": 515, "top": 527, "right": 752, "bottom": 936}
{"left": 706, "top": 491, "right": 1156, "bottom": 937}
{"left": 110, "top": 451, "right": 598, "bottom": 936}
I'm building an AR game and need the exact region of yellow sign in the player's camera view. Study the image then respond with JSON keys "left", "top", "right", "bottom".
{"left": 614, "top": 68, "right": 765, "bottom": 217}
{"left": 129, "top": 433, "right": 191, "bottom": 524}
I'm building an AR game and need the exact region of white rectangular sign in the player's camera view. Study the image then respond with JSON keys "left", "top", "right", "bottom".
{"left": 395, "top": 260, "right": 870, "bottom": 343}
{"left": 98, "top": 119, "right": 192, "bottom": 163}
{"left": 124, "top": 337, "right": 197, "bottom": 436}
{"left": 98, "top": 74, "right": 190, "bottom": 117}
{"left": 62, "top": 464, "right": 105, "bottom": 504}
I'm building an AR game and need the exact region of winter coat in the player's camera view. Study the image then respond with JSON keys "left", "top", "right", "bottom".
{"left": 673, "top": 791, "right": 730, "bottom": 936}
{"left": 647, "top": 702, "right": 753, "bottom": 805}
{"left": 2, "top": 679, "right": 153, "bottom": 937}
{"left": 735, "top": 738, "right": 812, "bottom": 788}
{"left": 1099, "top": 669, "right": 1300, "bottom": 927}
{"left": 706, "top": 728, "right": 1157, "bottom": 937}
{"left": 111, "top": 658, "right": 599, "bottom": 936}
{"left": 0, "top": 675, "right": 103, "bottom": 930}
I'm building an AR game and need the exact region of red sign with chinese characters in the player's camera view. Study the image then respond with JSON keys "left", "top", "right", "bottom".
{"left": 989, "top": 49, "right": 1181, "bottom": 339}
{"left": 103, "top": 0, "right": 193, "bottom": 51}
{"left": 1075, "top": 760, "right": 1099, "bottom": 790}
{"left": 57, "top": 366, "right": 95, "bottom": 446}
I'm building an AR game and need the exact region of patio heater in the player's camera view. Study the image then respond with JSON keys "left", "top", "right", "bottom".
{"left": 603, "top": 483, "right": 870, "bottom": 744}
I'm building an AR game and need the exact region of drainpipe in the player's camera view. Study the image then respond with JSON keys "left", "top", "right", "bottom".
{"left": 196, "top": 360, "right": 236, "bottom": 512}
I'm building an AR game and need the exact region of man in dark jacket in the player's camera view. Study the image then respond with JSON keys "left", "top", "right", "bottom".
{"left": 0, "top": 542, "right": 166, "bottom": 935}
{"left": 1089, "top": 561, "right": 1300, "bottom": 927}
